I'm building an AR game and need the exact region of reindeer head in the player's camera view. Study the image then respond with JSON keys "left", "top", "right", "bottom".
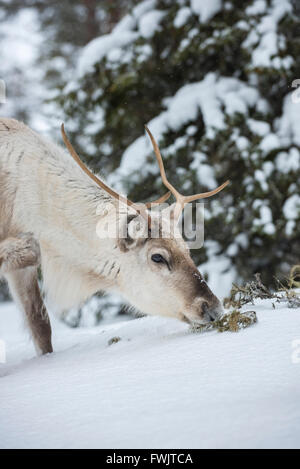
{"left": 61, "top": 125, "right": 229, "bottom": 325}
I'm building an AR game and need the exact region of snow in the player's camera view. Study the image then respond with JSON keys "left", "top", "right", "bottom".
{"left": 132, "top": 0, "right": 156, "bottom": 19}
{"left": 235, "top": 233, "right": 249, "bottom": 249}
{"left": 77, "top": 31, "right": 139, "bottom": 77}
{"left": 1, "top": 296, "right": 300, "bottom": 449}
{"left": 85, "top": 109, "right": 105, "bottom": 135}
{"left": 285, "top": 220, "right": 295, "bottom": 236}
{"left": 77, "top": 0, "right": 165, "bottom": 76}
{"left": 263, "top": 223, "right": 276, "bottom": 235}
{"left": 248, "top": 118, "right": 270, "bottom": 137}
{"left": 76, "top": 0, "right": 223, "bottom": 79}
{"left": 252, "top": 31, "right": 277, "bottom": 67}
{"left": 259, "top": 133, "right": 280, "bottom": 153}
{"left": 256, "top": 205, "right": 276, "bottom": 235}
{"left": 107, "top": 48, "right": 123, "bottom": 63}
{"left": 0, "top": 8, "right": 50, "bottom": 132}
{"left": 190, "top": 0, "right": 222, "bottom": 23}
{"left": 114, "top": 74, "right": 260, "bottom": 181}
{"left": 278, "top": 93, "right": 300, "bottom": 147}
{"left": 246, "top": 0, "right": 292, "bottom": 68}
{"left": 283, "top": 195, "right": 300, "bottom": 220}
{"left": 64, "top": 293, "right": 127, "bottom": 328}
{"left": 174, "top": 7, "right": 192, "bottom": 28}
{"left": 190, "top": 159, "right": 217, "bottom": 190}
{"left": 73, "top": 0, "right": 297, "bottom": 181}
{"left": 138, "top": 10, "right": 165, "bottom": 38}
{"left": 200, "top": 241, "right": 236, "bottom": 298}
{"left": 254, "top": 169, "right": 268, "bottom": 191}
{"left": 236, "top": 136, "right": 249, "bottom": 151}
{"left": 246, "top": 0, "right": 267, "bottom": 16}
{"left": 259, "top": 205, "right": 273, "bottom": 224}
{"left": 262, "top": 161, "right": 274, "bottom": 177}
{"left": 276, "top": 149, "right": 300, "bottom": 174}
{"left": 252, "top": 202, "right": 276, "bottom": 235}
{"left": 0, "top": 9, "right": 38, "bottom": 66}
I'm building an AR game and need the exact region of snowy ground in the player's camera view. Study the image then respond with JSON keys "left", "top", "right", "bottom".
{"left": 0, "top": 298, "right": 300, "bottom": 449}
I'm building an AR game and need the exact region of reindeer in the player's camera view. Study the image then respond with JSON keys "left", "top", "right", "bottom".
{"left": 0, "top": 117, "right": 229, "bottom": 355}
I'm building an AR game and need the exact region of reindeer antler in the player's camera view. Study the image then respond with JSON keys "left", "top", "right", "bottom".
{"left": 144, "top": 125, "right": 229, "bottom": 218}
{"left": 61, "top": 124, "right": 170, "bottom": 221}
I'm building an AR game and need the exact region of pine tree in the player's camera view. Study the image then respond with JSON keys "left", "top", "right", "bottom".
{"left": 0, "top": 0, "right": 133, "bottom": 119}
{"left": 61, "top": 0, "right": 300, "bottom": 290}
{"left": 0, "top": 0, "right": 133, "bottom": 302}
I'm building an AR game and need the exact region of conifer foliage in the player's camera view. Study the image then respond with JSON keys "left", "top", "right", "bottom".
{"left": 57, "top": 1, "right": 300, "bottom": 286}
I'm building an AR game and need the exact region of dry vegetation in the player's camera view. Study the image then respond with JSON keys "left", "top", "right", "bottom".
{"left": 192, "top": 267, "right": 300, "bottom": 334}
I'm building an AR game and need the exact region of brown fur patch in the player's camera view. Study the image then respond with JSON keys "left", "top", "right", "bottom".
{"left": 148, "top": 237, "right": 220, "bottom": 315}
{"left": 6, "top": 267, "right": 53, "bottom": 354}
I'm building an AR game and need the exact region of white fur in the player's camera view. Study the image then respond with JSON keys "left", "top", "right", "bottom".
{"left": 0, "top": 118, "right": 221, "bottom": 322}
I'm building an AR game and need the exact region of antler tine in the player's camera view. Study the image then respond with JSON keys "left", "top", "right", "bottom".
{"left": 145, "top": 125, "right": 229, "bottom": 213}
{"left": 145, "top": 191, "right": 171, "bottom": 208}
{"left": 61, "top": 123, "right": 146, "bottom": 216}
{"left": 61, "top": 124, "right": 171, "bottom": 227}
{"left": 182, "top": 180, "right": 230, "bottom": 202}
{"left": 144, "top": 126, "right": 182, "bottom": 201}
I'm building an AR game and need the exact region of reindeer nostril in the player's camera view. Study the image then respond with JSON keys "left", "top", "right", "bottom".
{"left": 202, "top": 302, "right": 219, "bottom": 322}
{"left": 208, "top": 311, "right": 216, "bottom": 322}
{"left": 199, "top": 300, "right": 222, "bottom": 323}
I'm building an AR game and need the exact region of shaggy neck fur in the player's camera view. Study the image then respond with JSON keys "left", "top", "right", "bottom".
{"left": 0, "top": 118, "right": 121, "bottom": 311}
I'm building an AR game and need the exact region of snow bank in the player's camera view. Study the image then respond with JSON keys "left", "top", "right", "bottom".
{"left": 1, "top": 298, "right": 300, "bottom": 449}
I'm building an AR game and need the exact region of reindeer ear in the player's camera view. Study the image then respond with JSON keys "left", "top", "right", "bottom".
{"left": 118, "top": 214, "right": 148, "bottom": 252}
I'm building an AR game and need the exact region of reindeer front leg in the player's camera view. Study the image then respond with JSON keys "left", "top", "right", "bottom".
{"left": 1, "top": 233, "right": 53, "bottom": 355}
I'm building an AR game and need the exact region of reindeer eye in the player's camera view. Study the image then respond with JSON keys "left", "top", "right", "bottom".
{"left": 151, "top": 253, "right": 171, "bottom": 270}
{"left": 151, "top": 254, "right": 165, "bottom": 263}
